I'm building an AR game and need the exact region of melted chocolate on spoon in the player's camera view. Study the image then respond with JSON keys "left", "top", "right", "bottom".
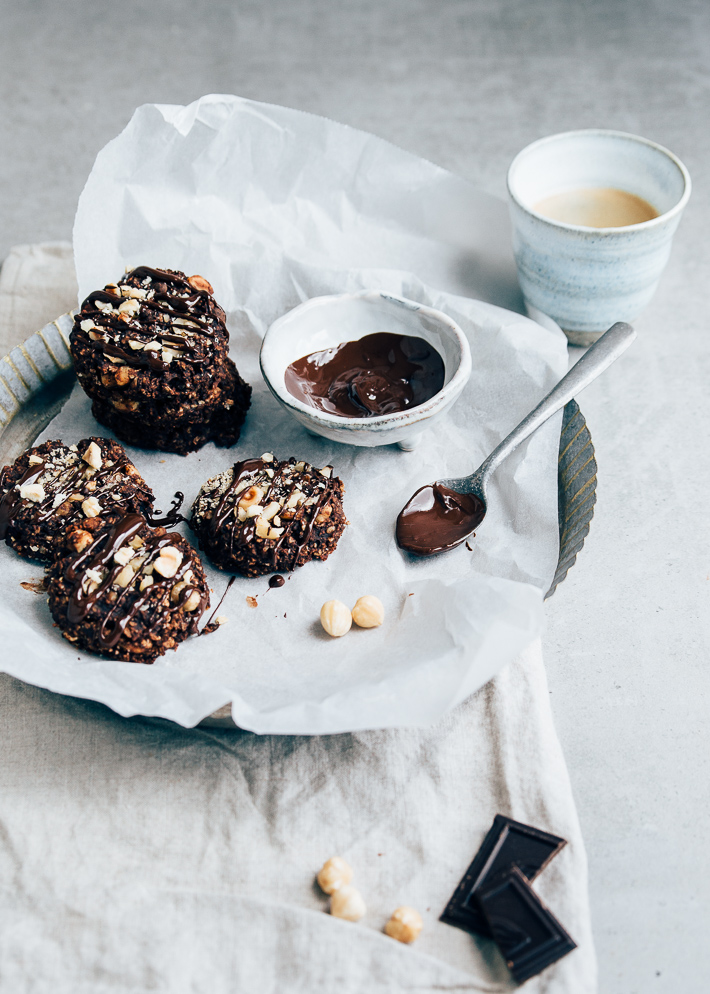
{"left": 395, "top": 322, "right": 639, "bottom": 560}
{"left": 396, "top": 483, "right": 485, "bottom": 556}
{"left": 284, "top": 332, "right": 445, "bottom": 418}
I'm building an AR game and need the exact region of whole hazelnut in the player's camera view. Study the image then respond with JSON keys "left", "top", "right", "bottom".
{"left": 316, "top": 856, "right": 353, "bottom": 895}
{"left": 183, "top": 589, "right": 202, "bottom": 612}
{"left": 69, "top": 529, "right": 94, "bottom": 553}
{"left": 384, "top": 906, "right": 423, "bottom": 944}
{"left": 330, "top": 885, "right": 366, "bottom": 922}
{"left": 238, "top": 485, "right": 264, "bottom": 510}
{"left": 351, "top": 595, "right": 384, "bottom": 629}
{"left": 188, "top": 274, "right": 214, "bottom": 294}
{"left": 320, "top": 600, "right": 352, "bottom": 638}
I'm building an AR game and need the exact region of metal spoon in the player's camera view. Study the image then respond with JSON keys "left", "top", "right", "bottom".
{"left": 396, "top": 321, "right": 636, "bottom": 556}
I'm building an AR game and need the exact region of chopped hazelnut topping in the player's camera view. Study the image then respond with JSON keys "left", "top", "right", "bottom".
{"left": 114, "top": 564, "right": 135, "bottom": 588}
{"left": 82, "top": 441, "right": 103, "bottom": 471}
{"left": 81, "top": 496, "right": 102, "bottom": 518}
{"left": 19, "top": 483, "right": 45, "bottom": 503}
{"left": 113, "top": 546, "right": 134, "bottom": 567}
{"left": 153, "top": 545, "right": 183, "bottom": 578}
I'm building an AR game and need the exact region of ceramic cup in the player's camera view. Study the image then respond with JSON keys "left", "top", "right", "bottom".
{"left": 507, "top": 129, "right": 691, "bottom": 345}
{"left": 260, "top": 290, "right": 471, "bottom": 450}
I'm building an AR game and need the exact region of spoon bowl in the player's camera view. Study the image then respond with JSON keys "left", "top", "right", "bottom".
{"left": 396, "top": 321, "right": 636, "bottom": 556}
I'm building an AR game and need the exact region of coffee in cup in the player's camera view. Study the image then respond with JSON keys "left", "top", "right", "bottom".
{"left": 533, "top": 187, "right": 659, "bottom": 228}
{"left": 507, "top": 130, "right": 691, "bottom": 344}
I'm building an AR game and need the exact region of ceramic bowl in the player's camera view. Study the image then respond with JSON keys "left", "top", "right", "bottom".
{"left": 260, "top": 290, "right": 471, "bottom": 449}
{"left": 507, "top": 129, "right": 691, "bottom": 344}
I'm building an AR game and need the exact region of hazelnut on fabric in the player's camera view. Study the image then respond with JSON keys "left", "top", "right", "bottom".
{"left": 330, "top": 885, "right": 367, "bottom": 922}
{"left": 317, "top": 856, "right": 354, "bottom": 895}
{"left": 384, "top": 906, "right": 423, "bottom": 944}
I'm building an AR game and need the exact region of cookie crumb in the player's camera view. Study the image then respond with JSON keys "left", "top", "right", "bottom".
{"left": 20, "top": 578, "right": 47, "bottom": 594}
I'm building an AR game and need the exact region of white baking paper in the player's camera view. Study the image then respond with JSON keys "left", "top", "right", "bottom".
{"left": 0, "top": 95, "right": 568, "bottom": 733}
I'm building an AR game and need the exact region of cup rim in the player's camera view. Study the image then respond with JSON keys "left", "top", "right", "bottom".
{"left": 507, "top": 128, "right": 692, "bottom": 234}
{"left": 259, "top": 289, "right": 472, "bottom": 429}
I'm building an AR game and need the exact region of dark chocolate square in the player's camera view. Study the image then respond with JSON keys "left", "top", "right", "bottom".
{"left": 476, "top": 866, "right": 577, "bottom": 983}
{"left": 440, "top": 814, "right": 566, "bottom": 938}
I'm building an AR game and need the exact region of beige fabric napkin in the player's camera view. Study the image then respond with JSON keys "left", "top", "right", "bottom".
{"left": 0, "top": 245, "right": 596, "bottom": 993}
{"left": 0, "top": 242, "right": 78, "bottom": 352}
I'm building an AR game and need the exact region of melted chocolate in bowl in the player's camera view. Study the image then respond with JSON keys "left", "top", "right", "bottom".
{"left": 396, "top": 483, "right": 486, "bottom": 556}
{"left": 284, "top": 332, "right": 445, "bottom": 418}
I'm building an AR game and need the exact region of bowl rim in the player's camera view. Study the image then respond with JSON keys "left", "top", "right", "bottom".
{"left": 259, "top": 289, "right": 472, "bottom": 429}
{"left": 506, "top": 128, "right": 692, "bottom": 235}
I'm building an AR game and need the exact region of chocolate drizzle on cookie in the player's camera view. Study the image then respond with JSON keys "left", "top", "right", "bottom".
{"left": 69, "top": 266, "right": 252, "bottom": 456}
{"left": 75, "top": 266, "right": 228, "bottom": 373}
{"left": 0, "top": 439, "right": 154, "bottom": 561}
{"left": 190, "top": 454, "right": 347, "bottom": 577}
{"left": 0, "top": 460, "right": 46, "bottom": 540}
{"left": 64, "top": 513, "right": 208, "bottom": 649}
{"left": 209, "top": 456, "right": 337, "bottom": 572}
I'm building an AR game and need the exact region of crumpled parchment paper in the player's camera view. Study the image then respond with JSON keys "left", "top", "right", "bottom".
{"left": 0, "top": 95, "right": 568, "bottom": 732}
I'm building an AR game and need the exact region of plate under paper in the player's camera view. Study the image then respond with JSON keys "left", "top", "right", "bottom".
{"left": 0, "top": 95, "right": 569, "bottom": 733}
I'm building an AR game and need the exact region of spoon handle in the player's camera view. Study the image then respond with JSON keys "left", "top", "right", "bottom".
{"left": 479, "top": 321, "right": 636, "bottom": 481}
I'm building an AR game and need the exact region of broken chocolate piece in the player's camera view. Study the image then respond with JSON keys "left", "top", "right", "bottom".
{"left": 476, "top": 866, "right": 577, "bottom": 983}
{"left": 440, "top": 814, "right": 566, "bottom": 938}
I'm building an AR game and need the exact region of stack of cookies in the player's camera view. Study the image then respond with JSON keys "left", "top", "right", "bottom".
{"left": 70, "top": 267, "right": 252, "bottom": 455}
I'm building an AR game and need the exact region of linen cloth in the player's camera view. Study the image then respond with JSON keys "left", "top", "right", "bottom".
{"left": 0, "top": 244, "right": 596, "bottom": 993}
{"left": 0, "top": 242, "right": 78, "bottom": 350}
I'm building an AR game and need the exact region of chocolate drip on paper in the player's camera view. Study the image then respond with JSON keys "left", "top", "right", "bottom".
{"left": 201, "top": 575, "right": 236, "bottom": 635}
{"left": 147, "top": 491, "right": 185, "bottom": 527}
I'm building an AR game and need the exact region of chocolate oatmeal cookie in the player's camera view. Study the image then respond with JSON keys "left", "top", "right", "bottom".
{"left": 0, "top": 437, "right": 154, "bottom": 563}
{"left": 190, "top": 453, "right": 347, "bottom": 577}
{"left": 70, "top": 266, "right": 251, "bottom": 455}
{"left": 47, "top": 512, "right": 210, "bottom": 663}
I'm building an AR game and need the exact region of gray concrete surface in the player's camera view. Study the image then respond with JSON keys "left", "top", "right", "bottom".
{"left": 1, "top": 0, "right": 708, "bottom": 989}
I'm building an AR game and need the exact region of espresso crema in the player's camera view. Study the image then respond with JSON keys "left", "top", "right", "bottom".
{"left": 533, "top": 187, "right": 659, "bottom": 228}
